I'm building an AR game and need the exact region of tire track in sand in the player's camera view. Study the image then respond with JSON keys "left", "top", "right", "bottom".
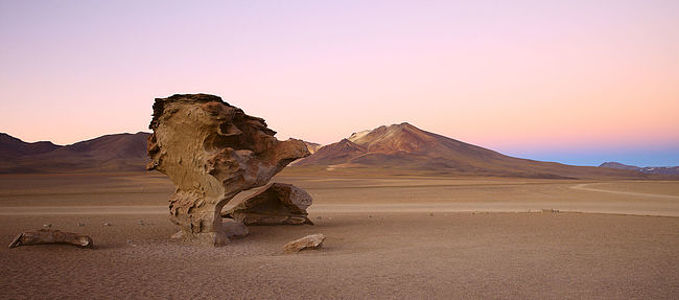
{"left": 571, "top": 183, "right": 679, "bottom": 200}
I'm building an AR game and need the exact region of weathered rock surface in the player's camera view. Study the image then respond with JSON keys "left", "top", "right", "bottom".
{"left": 147, "top": 94, "right": 309, "bottom": 246}
{"left": 223, "top": 183, "right": 313, "bottom": 225}
{"left": 9, "top": 229, "right": 93, "bottom": 248}
{"left": 283, "top": 233, "right": 326, "bottom": 254}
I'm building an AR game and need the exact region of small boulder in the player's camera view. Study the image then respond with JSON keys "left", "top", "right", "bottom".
{"left": 283, "top": 233, "right": 326, "bottom": 254}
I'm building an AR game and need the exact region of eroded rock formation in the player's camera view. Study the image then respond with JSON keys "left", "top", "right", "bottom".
{"left": 147, "top": 94, "right": 309, "bottom": 246}
{"left": 223, "top": 183, "right": 313, "bottom": 225}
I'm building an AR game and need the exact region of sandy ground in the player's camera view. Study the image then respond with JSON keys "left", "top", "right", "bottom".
{"left": 3, "top": 173, "right": 679, "bottom": 216}
{"left": 1, "top": 173, "right": 679, "bottom": 299}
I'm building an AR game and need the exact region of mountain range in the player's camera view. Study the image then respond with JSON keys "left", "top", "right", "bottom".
{"left": 0, "top": 123, "right": 674, "bottom": 179}
{"left": 0, "top": 132, "right": 149, "bottom": 173}
{"left": 599, "top": 162, "right": 679, "bottom": 175}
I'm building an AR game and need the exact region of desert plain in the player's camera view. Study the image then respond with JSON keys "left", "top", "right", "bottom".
{"left": 0, "top": 171, "right": 678, "bottom": 299}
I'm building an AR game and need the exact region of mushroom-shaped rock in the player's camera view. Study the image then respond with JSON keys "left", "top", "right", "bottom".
{"left": 223, "top": 183, "right": 313, "bottom": 225}
{"left": 147, "top": 94, "right": 310, "bottom": 246}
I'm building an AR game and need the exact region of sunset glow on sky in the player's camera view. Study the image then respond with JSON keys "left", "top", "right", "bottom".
{"left": 1, "top": 1, "right": 677, "bottom": 166}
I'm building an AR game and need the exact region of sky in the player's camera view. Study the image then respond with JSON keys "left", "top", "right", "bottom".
{"left": 1, "top": 0, "right": 677, "bottom": 166}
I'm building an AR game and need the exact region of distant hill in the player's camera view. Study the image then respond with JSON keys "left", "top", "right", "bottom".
{"left": 292, "top": 123, "right": 651, "bottom": 179}
{"left": 0, "top": 133, "right": 60, "bottom": 159}
{"left": 298, "top": 139, "right": 366, "bottom": 166}
{"left": 0, "top": 132, "right": 150, "bottom": 173}
{"left": 600, "top": 162, "right": 679, "bottom": 175}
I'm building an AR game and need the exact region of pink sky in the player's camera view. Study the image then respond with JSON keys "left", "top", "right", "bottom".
{"left": 1, "top": 1, "right": 677, "bottom": 165}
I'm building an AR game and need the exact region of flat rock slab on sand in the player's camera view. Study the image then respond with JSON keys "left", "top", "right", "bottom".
{"left": 8, "top": 229, "right": 93, "bottom": 249}
{"left": 283, "top": 233, "right": 325, "bottom": 254}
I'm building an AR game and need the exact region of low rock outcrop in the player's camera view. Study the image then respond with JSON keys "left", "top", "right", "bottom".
{"left": 147, "top": 94, "right": 309, "bottom": 246}
{"left": 9, "top": 229, "right": 93, "bottom": 248}
{"left": 223, "top": 183, "right": 313, "bottom": 225}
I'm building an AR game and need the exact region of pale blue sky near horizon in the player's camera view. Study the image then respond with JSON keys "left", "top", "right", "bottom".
{"left": 505, "top": 146, "right": 678, "bottom": 167}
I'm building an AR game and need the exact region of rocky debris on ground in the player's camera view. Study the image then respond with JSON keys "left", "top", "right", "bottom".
{"left": 147, "top": 94, "right": 309, "bottom": 246}
{"left": 8, "top": 229, "right": 93, "bottom": 249}
{"left": 103, "top": 222, "right": 112, "bottom": 226}
{"left": 223, "top": 183, "right": 313, "bottom": 225}
{"left": 283, "top": 233, "right": 326, "bottom": 254}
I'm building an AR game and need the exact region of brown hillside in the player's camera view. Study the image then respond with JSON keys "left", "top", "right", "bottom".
{"left": 0, "top": 132, "right": 150, "bottom": 173}
{"left": 0, "top": 133, "right": 60, "bottom": 159}
{"left": 293, "top": 123, "right": 651, "bottom": 179}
